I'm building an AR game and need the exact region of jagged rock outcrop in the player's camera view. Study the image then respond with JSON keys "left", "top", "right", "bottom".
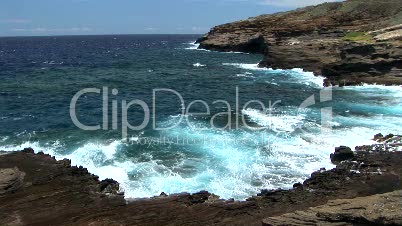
{"left": 196, "top": 33, "right": 266, "bottom": 53}
{"left": 198, "top": 0, "right": 402, "bottom": 86}
{"left": 322, "top": 43, "right": 402, "bottom": 86}
{"left": 356, "top": 134, "right": 402, "bottom": 152}
{"left": 262, "top": 190, "right": 402, "bottom": 226}
{"left": 0, "top": 148, "right": 126, "bottom": 226}
{"left": 330, "top": 146, "right": 354, "bottom": 164}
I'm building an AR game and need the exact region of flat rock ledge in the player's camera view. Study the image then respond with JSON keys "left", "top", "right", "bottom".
{"left": 263, "top": 190, "right": 402, "bottom": 226}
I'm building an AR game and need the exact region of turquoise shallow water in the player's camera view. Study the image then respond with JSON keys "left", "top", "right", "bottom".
{"left": 0, "top": 35, "right": 401, "bottom": 200}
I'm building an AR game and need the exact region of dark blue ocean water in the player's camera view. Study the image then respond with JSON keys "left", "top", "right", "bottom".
{"left": 0, "top": 35, "right": 401, "bottom": 199}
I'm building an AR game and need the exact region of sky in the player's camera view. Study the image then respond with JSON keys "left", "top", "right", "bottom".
{"left": 0, "top": 0, "right": 343, "bottom": 37}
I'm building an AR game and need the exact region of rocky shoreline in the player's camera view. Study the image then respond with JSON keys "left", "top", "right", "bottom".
{"left": 1, "top": 134, "right": 401, "bottom": 225}
{"left": 197, "top": 0, "right": 402, "bottom": 86}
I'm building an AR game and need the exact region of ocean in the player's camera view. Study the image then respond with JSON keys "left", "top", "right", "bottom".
{"left": 0, "top": 34, "right": 401, "bottom": 200}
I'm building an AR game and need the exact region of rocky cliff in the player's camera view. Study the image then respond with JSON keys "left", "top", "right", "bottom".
{"left": 1, "top": 135, "right": 402, "bottom": 225}
{"left": 197, "top": 0, "right": 402, "bottom": 86}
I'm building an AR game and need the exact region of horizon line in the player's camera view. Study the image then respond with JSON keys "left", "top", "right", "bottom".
{"left": 0, "top": 33, "right": 203, "bottom": 38}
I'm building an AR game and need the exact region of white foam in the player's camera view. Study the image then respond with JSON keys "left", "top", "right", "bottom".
{"left": 242, "top": 108, "right": 308, "bottom": 133}
{"left": 152, "top": 116, "right": 340, "bottom": 199}
{"left": 223, "top": 63, "right": 324, "bottom": 88}
{"left": 185, "top": 42, "right": 201, "bottom": 50}
{"left": 223, "top": 63, "right": 269, "bottom": 71}
{"left": 1, "top": 112, "right": 399, "bottom": 201}
{"left": 289, "top": 68, "right": 325, "bottom": 88}
{"left": 224, "top": 51, "right": 250, "bottom": 54}
{"left": 235, "top": 72, "right": 255, "bottom": 78}
{"left": 1, "top": 82, "right": 400, "bottom": 201}
{"left": 193, "top": 63, "right": 206, "bottom": 67}
{"left": 0, "top": 141, "right": 59, "bottom": 153}
{"left": 341, "top": 84, "right": 402, "bottom": 98}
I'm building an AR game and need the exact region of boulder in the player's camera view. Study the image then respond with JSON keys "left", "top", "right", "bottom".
{"left": 330, "top": 146, "right": 354, "bottom": 164}
{"left": 22, "top": 148, "right": 35, "bottom": 154}
{"left": 374, "top": 133, "right": 384, "bottom": 141}
{"left": 100, "top": 178, "right": 120, "bottom": 195}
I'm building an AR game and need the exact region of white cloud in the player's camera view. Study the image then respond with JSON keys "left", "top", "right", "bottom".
{"left": 259, "top": 0, "right": 343, "bottom": 8}
{"left": 191, "top": 0, "right": 343, "bottom": 7}
{"left": 11, "top": 27, "right": 93, "bottom": 33}
{"left": 0, "top": 19, "right": 31, "bottom": 24}
{"left": 191, "top": 26, "right": 208, "bottom": 32}
{"left": 144, "top": 27, "right": 158, "bottom": 31}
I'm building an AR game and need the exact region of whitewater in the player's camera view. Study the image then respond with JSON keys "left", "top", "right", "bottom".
{"left": 0, "top": 36, "right": 401, "bottom": 200}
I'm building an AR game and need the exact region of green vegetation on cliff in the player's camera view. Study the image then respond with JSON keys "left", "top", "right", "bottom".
{"left": 343, "top": 32, "right": 372, "bottom": 42}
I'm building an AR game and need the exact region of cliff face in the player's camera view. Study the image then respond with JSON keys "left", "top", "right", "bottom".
{"left": 198, "top": 0, "right": 402, "bottom": 86}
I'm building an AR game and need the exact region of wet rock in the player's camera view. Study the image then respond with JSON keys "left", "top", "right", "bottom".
{"left": 357, "top": 134, "right": 402, "bottom": 152}
{"left": 330, "top": 146, "right": 354, "bottom": 164}
{"left": 100, "top": 178, "right": 120, "bottom": 195}
{"left": 22, "top": 148, "right": 34, "bottom": 154}
{"left": 292, "top": 183, "right": 302, "bottom": 189}
{"left": 378, "top": 134, "right": 395, "bottom": 142}
{"left": 59, "top": 158, "right": 71, "bottom": 168}
{"left": 374, "top": 133, "right": 384, "bottom": 141}
{"left": 174, "top": 190, "right": 213, "bottom": 206}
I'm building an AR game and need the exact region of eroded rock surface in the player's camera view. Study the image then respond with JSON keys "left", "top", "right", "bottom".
{"left": 0, "top": 167, "right": 25, "bottom": 195}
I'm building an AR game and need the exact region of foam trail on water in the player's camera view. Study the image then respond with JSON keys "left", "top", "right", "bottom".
{"left": 242, "top": 108, "right": 308, "bottom": 133}
{"left": 193, "top": 63, "right": 206, "bottom": 67}
{"left": 341, "top": 84, "right": 402, "bottom": 98}
{"left": 288, "top": 68, "right": 325, "bottom": 88}
{"left": 184, "top": 41, "right": 214, "bottom": 51}
{"left": 222, "top": 63, "right": 324, "bottom": 88}
{"left": 223, "top": 63, "right": 268, "bottom": 71}
{"left": 235, "top": 72, "right": 255, "bottom": 78}
{"left": 185, "top": 42, "right": 200, "bottom": 50}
